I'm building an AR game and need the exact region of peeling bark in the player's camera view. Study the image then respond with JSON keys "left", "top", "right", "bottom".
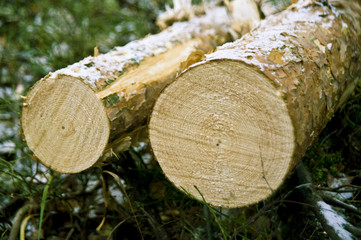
{"left": 149, "top": 0, "right": 361, "bottom": 207}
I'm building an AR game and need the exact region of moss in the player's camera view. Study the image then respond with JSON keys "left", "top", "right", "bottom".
{"left": 118, "top": 68, "right": 127, "bottom": 77}
{"left": 100, "top": 68, "right": 129, "bottom": 89}
{"left": 303, "top": 146, "right": 345, "bottom": 183}
{"left": 102, "top": 78, "right": 117, "bottom": 89}
{"left": 103, "top": 92, "right": 120, "bottom": 107}
{"left": 170, "top": 39, "right": 181, "bottom": 45}
{"left": 342, "top": 27, "right": 348, "bottom": 35}
{"left": 130, "top": 58, "right": 140, "bottom": 66}
{"left": 85, "top": 62, "right": 95, "bottom": 68}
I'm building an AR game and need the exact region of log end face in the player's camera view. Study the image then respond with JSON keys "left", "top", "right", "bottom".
{"left": 21, "top": 75, "right": 110, "bottom": 173}
{"left": 149, "top": 61, "right": 295, "bottom": 207}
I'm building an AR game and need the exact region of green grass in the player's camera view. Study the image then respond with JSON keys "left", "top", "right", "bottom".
{"left": 38, "top": 172, "right": 53, "bottom": 240}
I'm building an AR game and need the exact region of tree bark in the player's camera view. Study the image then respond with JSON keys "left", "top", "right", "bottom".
{"left": 294, "top": 162, "right": 357, "bottom": 240}
{"left": 21, "top": 2, "right": 260, "bottom": 174}
{"left": 149, "top": 0, "right": 361, "bottom": 207}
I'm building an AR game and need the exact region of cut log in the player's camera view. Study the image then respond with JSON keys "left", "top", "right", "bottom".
{"left": 21, "top": 1, "right": 260, "bottom": 174}
{"left": 149, "top": 0, "right": 361, "bottom": 207}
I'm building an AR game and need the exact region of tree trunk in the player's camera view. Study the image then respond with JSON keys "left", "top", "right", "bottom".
{"left": 21, "top": 2, "right": 260, "bottom": 174}
{"left": 149, "top": 0, "right": 361, "bottom": 207}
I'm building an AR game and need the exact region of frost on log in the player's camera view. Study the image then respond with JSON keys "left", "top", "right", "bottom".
{"left": 21, "top": 1, "right": 260, "bottom": 173}
{"left": 149, "top": 0, "right": 361, "bottom": 207}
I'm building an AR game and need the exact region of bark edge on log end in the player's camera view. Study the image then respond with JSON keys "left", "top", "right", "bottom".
{"left": 149, "top": 60, "right": 295, "bottom": 207}
{"left": 21, "top": 74, "right": 110, "bottom": 173}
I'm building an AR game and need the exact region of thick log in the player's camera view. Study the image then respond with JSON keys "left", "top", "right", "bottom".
{"left": 149, "top": 0, "right": 361, "bottom": 207}
{"left": 21, "top": 2, "right": 260, "bottom": 173}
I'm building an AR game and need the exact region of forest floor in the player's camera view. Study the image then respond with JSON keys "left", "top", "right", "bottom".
{"left": 0, "top": 0, "right": 360, "bottom": 239}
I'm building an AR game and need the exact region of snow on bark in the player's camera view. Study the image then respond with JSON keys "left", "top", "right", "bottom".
{"left": 149, "top": 0, "right": 361, "bottom": 207}
{"left": 21, "top": 1, "right": 261, "bottom": 173}
{"left": 317, "top": 201, "right": 353, "bottom": 240}
{"left": 47, "top": 7, "right": 233, "bottom": 90}
{"left": 191, "top": 0, "right": 361, "bottom": 167}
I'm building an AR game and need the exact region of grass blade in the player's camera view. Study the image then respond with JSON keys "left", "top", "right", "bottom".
{"left": 181, "top": 186, "right": 228, "bottom": 239}
{"left": 103, "top": 170, "right": 144, "bottom": 240}
{"left": 38, "top": 173, "right": 53, "bottom": 240}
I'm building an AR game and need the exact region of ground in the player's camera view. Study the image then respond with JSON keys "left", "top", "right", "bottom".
{"left": 0, "top": 0, "right": 360, "bottom": 239}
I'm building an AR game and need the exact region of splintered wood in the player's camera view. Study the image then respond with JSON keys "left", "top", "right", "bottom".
{"left": 149, "top": 0, "right": 361, "bottom": 207}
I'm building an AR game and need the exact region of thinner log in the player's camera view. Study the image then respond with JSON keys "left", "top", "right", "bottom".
{"left": 21, "top": 2, "right": 260, "bottom": 174}
{"left": 149, "top": 0, "right": 361, "bottom": 207}
{"left": 294, "top": 162, "right": 357, "bottom": 240}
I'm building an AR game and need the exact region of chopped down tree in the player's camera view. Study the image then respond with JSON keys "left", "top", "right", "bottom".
{"left": 149, "top": 0, "right": 361, "bottom": 207}
{"left": 21, "top": 0, "right": 260, "bottom": 173}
